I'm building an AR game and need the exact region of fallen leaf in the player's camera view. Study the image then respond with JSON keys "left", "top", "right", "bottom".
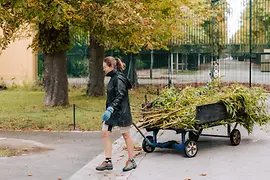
{"left": 200, "top": 173, "right": 207, "bottom": 176}
{"left": 27, "top": 174, "right": 32, "bottom": 176}
{"left": 122, "top": 146, "right": 142, "bottom": 151}
{"left": 134, "top": 151, "right": 142, "bottom": 158}
{"left": 134, "top": 146, "right": 142, "bottom": 151}
{"left": 58, "top": 178, "right": 62, "bottom": 180}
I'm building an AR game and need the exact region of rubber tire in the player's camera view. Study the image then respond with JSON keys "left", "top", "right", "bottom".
{"left": 184, "top": 140, "right": 198, "bottom": 158}
{"left": 230, "top": 129, "right": 241, "bottom": 146}
{"left": 142, "top": 136, "right": 155, "bottom": 153}
{"left": 189, "top": 131, "right": 200, "bottom": 142}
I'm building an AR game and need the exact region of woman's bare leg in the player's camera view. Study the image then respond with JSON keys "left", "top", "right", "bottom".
{"left": 102, "top": 130, "right": 112, "bottom": 158}
{"left": 122, "top": 132, "right": 134, "bottom": 159}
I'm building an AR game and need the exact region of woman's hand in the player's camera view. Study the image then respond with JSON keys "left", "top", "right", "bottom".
{"left": 102, "top": 106, "right": 114, "bottom": 121}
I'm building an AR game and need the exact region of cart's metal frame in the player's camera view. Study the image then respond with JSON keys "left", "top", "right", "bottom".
{"left": 134, "top": 102, "right": 242, "bottom": 158}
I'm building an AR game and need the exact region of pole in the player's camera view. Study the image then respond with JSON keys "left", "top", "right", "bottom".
{"left": 249, "top": 0, "right": 252, "bottom": 88}
{"left": 168, "top": 52, "right": 172, "bottom": 87}
{"left": 127, "top": 54, "right": 132, "bottom": 79}
{"left": 211, "top": 1, "right": 214, "bottom": 64}
{"left": 150, "top": 50, "right": 153, "bottom": 79}
{"left": 73, "top": 104, "right": 76, "bottom": 130}
{"left": 176, "top": 53, "right": 179, "bottom": 73}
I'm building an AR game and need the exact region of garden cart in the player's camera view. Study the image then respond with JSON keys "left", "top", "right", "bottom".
{"left": 133, "top": 102, "right": 241, "bottom": 158}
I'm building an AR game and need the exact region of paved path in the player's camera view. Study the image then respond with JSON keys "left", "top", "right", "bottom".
{"left": 128, "top": 125, "right": 270, "bottom": 180}
{"left": 68, "top": 58, "right": 270, "bottom": 86}
{"left": 0, "top": 131, "right": 121, "bottom": 180}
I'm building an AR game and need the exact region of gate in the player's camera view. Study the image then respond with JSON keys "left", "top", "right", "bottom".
{"left": 138, "top": 0, "right": 270, "bottom": 87}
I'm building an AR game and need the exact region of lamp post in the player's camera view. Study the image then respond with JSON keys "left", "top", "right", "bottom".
{"left": 210, "top": 0, "right": 219, "bottom": 81}
{"left": 211, "top": 0, "right": 219, "bottom": 62}
{"left": 249, "top": 0, "right": 252, "bottom": 88}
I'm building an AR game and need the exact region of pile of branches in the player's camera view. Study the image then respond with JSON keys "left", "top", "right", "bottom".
{"left": 138, "top": 80, "right": 270, "bottom": 133}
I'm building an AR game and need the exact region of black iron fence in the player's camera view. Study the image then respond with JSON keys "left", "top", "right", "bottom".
{"left": 38, "top": 0, "right": 270, "bottom": 87}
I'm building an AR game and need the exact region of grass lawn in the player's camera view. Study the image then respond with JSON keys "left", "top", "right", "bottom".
{"left": 0, "top": 147, "right": 21, "bottom": 157}
{"left": 0, "top": 86, "right": 157, "bottom": 131}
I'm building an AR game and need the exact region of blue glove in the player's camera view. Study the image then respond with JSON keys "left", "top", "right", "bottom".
{"left": 102, "top": 106, "right": 114, "bottom": 121}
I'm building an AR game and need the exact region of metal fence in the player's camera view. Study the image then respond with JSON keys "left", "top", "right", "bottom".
{"left": 137, "top": 0, "right": 270, "bottom": 86}
{"left": 38, "top": 0, "right": 270, "bottom": 88}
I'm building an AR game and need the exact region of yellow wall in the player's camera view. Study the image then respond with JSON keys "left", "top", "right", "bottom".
{"left": 0, "top": 29, "right": 37, "bottom": 86}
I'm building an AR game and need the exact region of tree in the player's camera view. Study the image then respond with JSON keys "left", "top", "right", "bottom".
{"left": 78, "top": 0, "right": 193, "bottom": 96}
{"left": 231, "top": 0, "right": 270, "bottom": 49}
{"left": 0, "top": 0, "right": 77, "bottom": 106}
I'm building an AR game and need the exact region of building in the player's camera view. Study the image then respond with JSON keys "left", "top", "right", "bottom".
{"left": 0, "top": 29, "right": 37, "bottom": 86}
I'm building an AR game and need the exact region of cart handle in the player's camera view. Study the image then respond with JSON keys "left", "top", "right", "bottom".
{"left": 132, "top": 122, "right": 147, "bottom": 140}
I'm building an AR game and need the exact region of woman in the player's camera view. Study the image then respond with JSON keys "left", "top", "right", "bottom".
{"left": 96, "top": 56, "right": 137, "bottom": 172}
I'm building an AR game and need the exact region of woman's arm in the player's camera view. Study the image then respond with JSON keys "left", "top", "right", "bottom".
{"left": 110, "top": 78, "right": 127, "bottom": 111}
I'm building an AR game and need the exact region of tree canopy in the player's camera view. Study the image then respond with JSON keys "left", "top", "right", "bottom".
{"left": 1, "top": 0, "right": 216, "bottom": 54}
{"left": 229, "top": 0, "right": 270, "bottom": 55}
{"left": 0, "top": 0, "right": 78, "bottom": 53}
{"left": 77, "top": 0, "right": 198, "bottom": 53}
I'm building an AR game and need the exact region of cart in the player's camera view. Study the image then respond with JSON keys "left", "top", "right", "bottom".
{"left": 133, "top": 102, "right": 241, "bottom": 158}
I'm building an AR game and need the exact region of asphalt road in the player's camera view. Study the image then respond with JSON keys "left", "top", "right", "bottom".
{"left": 127, "top": 95, "right": 270, "bottom": 180}
{"left": 128, "top": 125, "right": 270, "bottom": 180}
{"left": 0, "top": 131, "right": 121, "bottom": 180}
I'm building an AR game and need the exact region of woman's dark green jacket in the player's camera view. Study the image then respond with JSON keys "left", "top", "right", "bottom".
{"left": 105, "top": 69, "right": 132, "bottom": 127}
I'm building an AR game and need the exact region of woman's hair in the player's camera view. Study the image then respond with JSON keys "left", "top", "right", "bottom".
{"left": 103, "top": 56, "right": 125, "bottom": 71}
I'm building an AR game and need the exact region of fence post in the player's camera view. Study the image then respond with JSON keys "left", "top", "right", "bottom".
{"left": 249, "top": 0, "right": 252, "bottom": 88}
{"left": 73, "top": 104, "right": 76, "bottom": 130}
{"left": 150, "top": 50, "right": 154, "bottom": 79}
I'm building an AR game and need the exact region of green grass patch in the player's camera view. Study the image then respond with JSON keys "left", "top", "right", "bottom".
{"left": 0, "top": 147, "right": 22, "bottom": 157}
{"left": 0, "top": 86, "right": 157, "bottom": 131}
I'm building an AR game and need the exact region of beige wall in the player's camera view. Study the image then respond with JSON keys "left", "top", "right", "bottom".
{"left": 0, "top": 29, "right": 37, "bottom": 85}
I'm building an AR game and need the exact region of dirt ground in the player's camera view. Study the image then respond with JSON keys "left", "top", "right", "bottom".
{"left": 0, "top": 138, "right": 51, "bottom": 157}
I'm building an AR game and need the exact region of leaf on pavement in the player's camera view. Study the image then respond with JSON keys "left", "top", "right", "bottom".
{"left": 134, "top": 146, "right": 142, "bottom": 151}
{"left": 122, "top": 146, "right": 142, "bottom": 151}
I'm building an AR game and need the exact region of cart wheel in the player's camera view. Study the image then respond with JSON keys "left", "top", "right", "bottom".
{"left": 230, "top": 129, "right": 241, "bottom": 146}
{"left": 142, "top": 136, "right": 155, "bottom": 153}
{"left": 189, "top": 131, "right": 200, "bottom": 142}
{"left": 184, "top": 140, "right": 198, "bottom": 158}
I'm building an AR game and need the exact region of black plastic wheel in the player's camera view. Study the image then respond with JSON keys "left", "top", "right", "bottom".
{"left": 142, "top": 136, "right": 155, "bottom": 153}
{"left": 189, "top": 131, "right": 200, "bottom": 142}
{"left": 184, "top": 140, "right": 198, "bottom": 158}
{"left": 230, "top": 129, "right": 241, "bottom": 146}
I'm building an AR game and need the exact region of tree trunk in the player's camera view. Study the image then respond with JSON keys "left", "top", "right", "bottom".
{"left": 44, "top": 51, "right": 69, "bottom": 106}
{"left": 39, "top": 21, "right": 70, "bottom": 107}
{"left": 87, "top": 37, "right": 105, "bottom": 96}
